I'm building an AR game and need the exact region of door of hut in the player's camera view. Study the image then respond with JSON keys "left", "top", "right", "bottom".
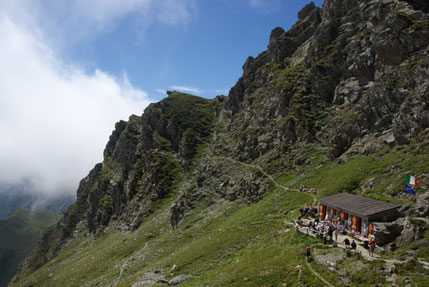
{"left": 330, "top": 208, "right": 337, "bottom": 218}
{"left": 318, "top": 204, "right": 326, "bottom": 220}
{"left": 339, "top": 211, "right": 348, "bottom": 222}
{"left": 368, "top": 222, "right": 375, "bottom": 238}
{"left": 351, "top": 215, "right": 362, "bottom": 233}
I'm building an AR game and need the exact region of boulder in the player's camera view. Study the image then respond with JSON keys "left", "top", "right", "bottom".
{"left": 404, "top": 0, "right": 429, "bottom": 13}
{"left": 416, "top": 239, "right": 429, "bottom": 247}
{"left": 132, "top": 271, "right": 166, "bottom": 287}
{"left": 405, "top": 203, "right": 429, "bottom": 218}
{"left": 395, "top": 218, "right": 418, "bottom": 248}
{"left": 374, "top": 222, "right": 402, "bottom": 246}
{"left": 168, "top": 275, "right": 192, "bottom": 286}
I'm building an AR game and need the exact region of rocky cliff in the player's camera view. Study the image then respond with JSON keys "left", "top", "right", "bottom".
{"left": 173, "top": 0, "right": 429, "bottom": 228}
{"left": 14, "top": 0, "right": 429, "bottom": 285}
{"left": 222, "top": 0, "right": 429, "bottom": 159}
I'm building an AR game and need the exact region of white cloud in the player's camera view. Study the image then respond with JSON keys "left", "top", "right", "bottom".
{"left": 0, "top": 0, "right": 197, "bottom": 50}
{"left": 0, "top": 0, "right": 199, "bottom": 198}
{"left": 169, "top": 85, "right": 205, "bottom": 95}
{"left": 0, "top": 15, "right": 153, "bottom": 196}
{"left": 155, "top": 88, "right": 167, "bottom": 94}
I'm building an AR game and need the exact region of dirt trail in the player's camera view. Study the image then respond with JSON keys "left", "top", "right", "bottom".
{"left": 335, "top": 232, "right": 379, "bottom": 261}
{"left": 296, "top": 224, "right": 379, "bottom": 261}
{"left": 111, "top": 241, "right": 149, "bottom": 287}
{"left": 224, "top": 157, "right": 335, "bottom": 285}
{"left": 305, "top": 261, "right": 335, "bottom": 287}
{"left": 234, "top": 152, "right": 376, "bottom": 263}
{"left": 224, "top": 157, "right": 317, "bottom": 205}
{"left": 242, "top": 161, "right": 317, "bottom": 205}
{"left": 222, "top": 156, "right": 429, "bottom": 285}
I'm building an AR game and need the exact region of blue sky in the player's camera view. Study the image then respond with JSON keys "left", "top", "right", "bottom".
{"left": 0, "top": 0, "right": 324, "bottom": 196}
{"left": 60, "top": 0, "right": 324, "bottom": 100}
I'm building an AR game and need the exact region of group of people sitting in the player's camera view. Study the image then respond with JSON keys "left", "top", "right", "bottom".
{"left": 299, "top": 185, "right": 317, "bottom": 194}
{"left": 303, "top": 234, "right": 376, "bottom": 262}
{"left": 342, "top": 237, "right": 357, "bottom": 250}
{"left": 296, "top": 217, "right": 336, "bottom": 244}
{"left": 307, "top": 218, "right": 338, "bottom": 244}
{"left": 344, "top": 235, "right": 376, "bottom": 255}
{"left": 299, "top": 204, "right": 317, "bottom": 219}
{"left": 296, "top": 215, "right": 377, "bottom": 256}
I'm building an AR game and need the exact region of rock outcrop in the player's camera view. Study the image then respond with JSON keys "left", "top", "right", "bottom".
{"left": 221, "top": 0, "right": 429, "bottom": 162}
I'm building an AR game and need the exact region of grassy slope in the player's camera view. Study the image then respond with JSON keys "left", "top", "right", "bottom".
{"left": 0, "top": 209, "right": 61, "bottom": 287}
{"left": 10, "top": 140, "right": 429, "bottom": 287}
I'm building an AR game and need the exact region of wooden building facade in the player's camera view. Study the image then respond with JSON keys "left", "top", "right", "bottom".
{"left": 318, "top": 193, "right": 401, "bottom": 236}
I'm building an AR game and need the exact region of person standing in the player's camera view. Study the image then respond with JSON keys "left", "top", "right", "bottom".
{"left": 351, "top": 240, "right": 357, "bottom": 250}
{"left": 327, "top": 224, "right": 334, "bottom": 243}
{"left": 369, "top": 238, "right": 376, "bottom": 256}
{"left": 334, "top": 228, "right": 339, "bottom": 243}
{"left": 305, "top": 245, "right": 311, "bottom": 262}
{"left": 343, "top": 237, "right": 350, "bottom": 249}
{"left": 363, "top": 225, "right": 368, "bottom": 238}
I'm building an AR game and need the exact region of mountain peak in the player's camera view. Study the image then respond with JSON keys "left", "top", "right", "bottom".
{"left": 298, "top": 1, "right": 317, "bottom": 20}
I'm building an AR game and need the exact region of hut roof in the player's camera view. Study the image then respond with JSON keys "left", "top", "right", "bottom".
{"left": 319, "top": 193, "right": 400, "bottom": 217}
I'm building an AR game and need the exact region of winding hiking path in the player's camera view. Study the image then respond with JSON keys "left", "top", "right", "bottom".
{"left": 224, "top": 157, "right": 334, "bottom": 285}
{"left": 224, "top": 157, "right": 317, "bottom": 205}
{"left": 111, "top": 241, "right": 149, "bottom": 287}
{"left": 305, "top": 261, "right": 335, "bottom": 287}
{"left": 222, "top": 156, "right": 429, "bottom": 285}
{"left": 241, "top": 161, "right": 317, "bottom": 205}
{"left": 229, "top": 156, "right": 377, "bottom": 261}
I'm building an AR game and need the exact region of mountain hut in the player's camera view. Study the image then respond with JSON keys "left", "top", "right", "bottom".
{"left": 318, "top": 193, "right": 401, "bottom": 237}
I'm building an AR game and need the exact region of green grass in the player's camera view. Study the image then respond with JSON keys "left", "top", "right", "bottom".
{"left": 275, "top": 145, "right": 427, "bottom": 207}
{"left": 11, "top": 183, "right": 316, "bottom": 287}
{"left": 0, "top": 208, "right": 61, "bottom": 287}
{"left": 10, "top": 140, "right": 429, "bottom": 287}
{"left": 0, "top": 209, "right": 61, "bottom": 250}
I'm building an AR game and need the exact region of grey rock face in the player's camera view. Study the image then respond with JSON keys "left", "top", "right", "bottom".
{"left": 168, "top": 275, "right": 192, "bottom": 286}
{"left": 404, "top": 0, "right": 429, "bottom": 13}
{"left": 132, "top": 270, "right": 166, "bottom": 287}
{"left": 84, "top": 94, "right": 219, "bottom": 233}
{"left": 405, "top": 192, "right": 429, "bottom": 217}
{"left": 374, "top": 222, "right": 402, "bottom": 246}
{"left": 395, "top": 218, "right": 419, "bottom": 248}
{"left": 170, "top": 156, "right": 269, "bottom": 228}
{"left": 219, "top": 0, "right": 429, "bottom": 163}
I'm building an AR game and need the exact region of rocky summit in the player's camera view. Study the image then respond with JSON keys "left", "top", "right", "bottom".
{"left": 11, "top": 0, "right": 429, "bottom": 286}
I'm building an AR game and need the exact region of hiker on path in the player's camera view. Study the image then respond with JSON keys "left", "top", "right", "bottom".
{"left": 351, "top": 240, "right": 357, "bottom": 250}
{"left": 305, "top": 245, "right": 311, "bottom": 262}
{"left": 343, "top": 237, "right": 350, "bottom": 249}
{"left": 334, "top": 228, "right": 339, "bottom": 243}
{"left": 327, "top": 224, "right": 334, "bottom": 243}
{"left": 369, "top": 238, "right": 376, "bottom": 256}
{"left": 363, "top": 225, "right": 368, "bottom": 238}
